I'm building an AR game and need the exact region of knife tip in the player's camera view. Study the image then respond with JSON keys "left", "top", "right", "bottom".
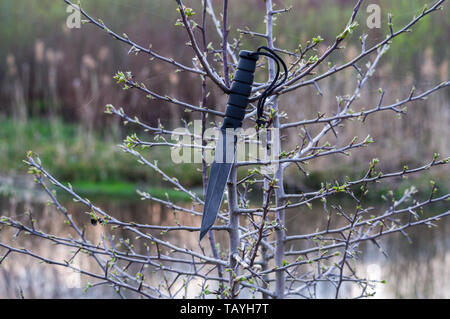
{"left": 199, "top": 228, "right": 207, "bottom": 241}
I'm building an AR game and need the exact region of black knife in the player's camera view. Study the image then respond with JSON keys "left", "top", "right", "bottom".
{"left": 199, "top": 50, "right": 258, "bottom": 241}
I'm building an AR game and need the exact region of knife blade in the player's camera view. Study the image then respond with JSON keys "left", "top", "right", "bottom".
{"left": 200, "top": 51, "right": 258, "bottom": 241}
{"left": 199, "top": 129, "right": 235, "bottom": 240}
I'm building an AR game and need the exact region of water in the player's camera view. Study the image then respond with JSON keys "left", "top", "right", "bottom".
{"left": 285, "top": 206, "right": 450, "bottom": 298}
{"left": 0, "top": 179, "right": 449, "bottom": 298}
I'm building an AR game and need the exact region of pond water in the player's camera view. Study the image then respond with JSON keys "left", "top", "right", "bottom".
{"left": 0, "top": 178, "right": 449, "bottom": 299}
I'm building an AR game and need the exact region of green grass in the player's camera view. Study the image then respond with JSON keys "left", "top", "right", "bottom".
{"left": 68, "top": 180, "right": 194, "bottom": 202}
{"left": 0, "top": 116, "right": 202, "bottom": 193}
{"left": 285, "top": 162, "right": 449, "bottom": 205}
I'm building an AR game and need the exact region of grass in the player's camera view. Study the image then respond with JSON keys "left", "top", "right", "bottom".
{"left": 286, "top": 164, "right": 449, "bottom": 205}
{"left": 0, "top": 116, "right": 202, "bottom": 199}
{"left": 68, "top": 180, "right": 194, "bottom": 202}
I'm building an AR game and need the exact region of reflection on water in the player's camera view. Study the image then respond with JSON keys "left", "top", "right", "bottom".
{"left": 0, "top": 187, "right": 449, "bottom": 298}
{"left": 285, "top": 204, "right": 450, "bottom": 298}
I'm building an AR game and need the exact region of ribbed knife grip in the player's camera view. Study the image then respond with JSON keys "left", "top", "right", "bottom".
{"left": 221, "top": 50, "right": 257, "bottom": 129}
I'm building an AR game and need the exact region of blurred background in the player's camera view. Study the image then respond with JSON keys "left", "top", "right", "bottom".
{"left": 0, "top": 0, "right": 449, "bottom": 298}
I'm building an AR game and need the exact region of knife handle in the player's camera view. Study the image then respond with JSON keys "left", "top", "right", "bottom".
{"left": 222, "top": 50, "right": 258, "bottom": 129}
